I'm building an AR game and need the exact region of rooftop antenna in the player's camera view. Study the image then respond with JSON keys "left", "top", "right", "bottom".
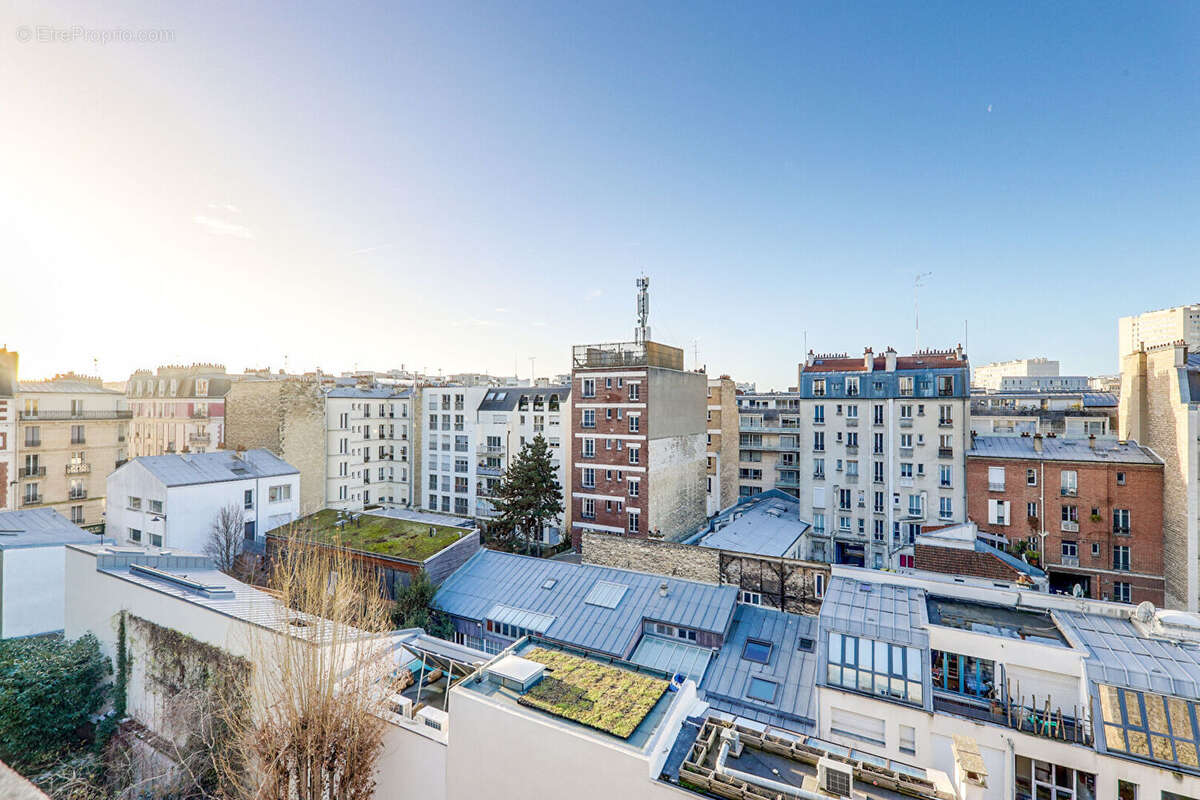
{"left": 914, "top": 272, "right": 932, "bottom": 353}
{"left": 635, "top": 274, "right": 650, "bottom": 344}
{"left": 529, "top": 356, "right": 536, "bottom": 384}
{"left": 691, "top": 338, "right": 700, "bottom": 370}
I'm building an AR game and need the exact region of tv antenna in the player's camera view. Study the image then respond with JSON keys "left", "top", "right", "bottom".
{"left": 914, "top": 272, "right": 932, "bottom": 352}
{"left": 635, "top": 275, "right": 650, "bottom": 344}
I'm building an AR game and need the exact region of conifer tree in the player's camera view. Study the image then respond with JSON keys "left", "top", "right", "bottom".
{"left": 488, "top": 434, "right": 564, "bottom": 555}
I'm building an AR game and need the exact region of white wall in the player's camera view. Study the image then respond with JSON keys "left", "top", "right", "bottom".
{"left": 375, "top": 724, "right": 447, "bottom": 800}
{"left": 2, "top": 546, "right": 68, "bottom": 637}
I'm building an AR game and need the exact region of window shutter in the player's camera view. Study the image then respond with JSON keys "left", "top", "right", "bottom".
{"left": 1002, "top": 501, "right": 1011, "bottom": 526}
{"left": 988, "top": 500, "right": 998, "bottom": 525}
{"left": 813, "top": 487, "right": 826, "bottom": 508}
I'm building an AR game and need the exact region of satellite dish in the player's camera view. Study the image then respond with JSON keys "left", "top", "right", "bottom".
{"left": 1134, "top": 601, "right": 1156, "bottom": 623}
{"left": 1072, "top": 584, "right": 1084, "bottom": 598}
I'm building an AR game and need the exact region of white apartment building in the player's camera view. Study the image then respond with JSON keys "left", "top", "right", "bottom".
{"left": 325, "top": 387, "right": 414, "bottom": 511}
{"left": 972, "top": 357, "right": 1059, "bottom": 391}
{"left": 105, "top": 448, "right": 300, "bottom": 552}
{"left": 795, "top": 348, "right": 971, "bottom": 570}
{"left": 472, "top": 386, "right": 570, "bottom": 544}
{"left": 420, "top": 386, "right": 491, "bottom": 520}
{"left": 734, "top": 391, "right": 804, "bottom": 501}
{"left": 1119, "top": 303, "right": 1200, "bottom": 363}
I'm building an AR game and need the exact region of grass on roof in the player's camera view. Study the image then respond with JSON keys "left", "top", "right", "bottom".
{"left": 516, "top": 646, "right": 668, "bottom": 739}
{"left": 289, "top": 509, "right": 466, "bottom": 561}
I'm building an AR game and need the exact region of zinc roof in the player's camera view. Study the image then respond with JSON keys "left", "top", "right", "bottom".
{"left": 967, "top": 434, "right": 1161, "bottom": 465}
{"left": 130, "top": 448, "right": 299, "bottom": 487}
{"left": 433, "top": 549, "right": 737, "bottom": 658}
{"left": 1059, "top": 611, "right": 1200, "bottom": 698}
{"left": 819, "top": 576, "right": 929, "bottom": 647}
{"left": 0, "top": 509, "right": 97, "bottom": 550}
{"left": 18, "top": 380, "right": 123, "bottom": 395}
{"left": 698, "top": 493, "right": 810, "bottom": 557}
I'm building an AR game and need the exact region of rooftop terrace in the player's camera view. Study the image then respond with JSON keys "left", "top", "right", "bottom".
{"left": 926, "top": 596, "right": 1068, "bottom": 647}
{"left": 572, "top": 340, "right": 684, "bottom": 370}
{"left": 285, "top": 509, "right": 472, "bottom": 562}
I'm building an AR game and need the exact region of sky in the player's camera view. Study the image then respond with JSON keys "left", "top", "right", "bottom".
{"left": 1, "top": 1, "right": 1197, "bottom": 389}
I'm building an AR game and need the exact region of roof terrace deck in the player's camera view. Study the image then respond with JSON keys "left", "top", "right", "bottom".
{"left": 572, "top": 340, "right": 684, "bottom": 370}
{"left": 926, "top": 596, "right": 1068, "bottom": 647}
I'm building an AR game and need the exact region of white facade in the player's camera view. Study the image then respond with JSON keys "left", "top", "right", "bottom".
{"left": 1119, "top": 303, "right": 1200, "bottom": 363}
{"left": 0, "top": 509, "right": 96, "bottom": 638}
{"left": 421, "top": 387, "right": 491, "bottom": 519}
{"left": 325, "top": 389, "right": 414, "bottom": 511}
{"left": 972, "top": 358, "right": 1060, "bottom": 391}
{"left": 105, "top": 450, "right": 300, "bottom": 552}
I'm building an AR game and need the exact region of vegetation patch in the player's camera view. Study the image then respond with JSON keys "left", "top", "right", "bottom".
{"left": 288, "top": 509, "right": 467, "bottom": 560}
{"left": 516, "top": 647, "right": 667, "bottom": 739}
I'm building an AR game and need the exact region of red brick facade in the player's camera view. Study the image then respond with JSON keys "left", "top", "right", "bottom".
{"left": 570, "top": 368, "right": 649, "bottom": 550}
{"left": 966, "top": 450, "right": 1164, "bottom": 605}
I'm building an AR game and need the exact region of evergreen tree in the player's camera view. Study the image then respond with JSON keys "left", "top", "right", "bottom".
{"left": 488, "top": 434, "right": 564, "bottom": 555}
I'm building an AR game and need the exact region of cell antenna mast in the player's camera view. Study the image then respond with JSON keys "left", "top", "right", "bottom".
{"left": 914, "top": 272, "right": 932, "bottom": 352}
{"left": 635, "top": 274, "right": 650, "bottom": 344}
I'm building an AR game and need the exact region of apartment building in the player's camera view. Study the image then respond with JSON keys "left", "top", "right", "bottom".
{"left": 15, "top": 374, "right": 129, "bottom": 530}
{"left": 106, "top": 448, "right": 300, "bottom": 552}
{"left": 1120, "top": 341, "right": 1200, "bottom": 611}
{"left": 325, "top": 386, "right": 415, "bottom": 511}
{"left": 967, "top": 433, "right": 1165, "bottom": 605}
{"left": 1119, "top": 303, "right": 1200, "bottom": 362}
{"left": 0, "top": 349, "right": 17, "bottom": 510}
{"left": 794, "top": 347, "right": 971, "bottom": 569}
{"left": 704, "top": 376, "right": 738, "bottom": 516}
{"left": 419, "top": 386, "right": 490, "bottom": 519}
{"left": 126, "top": 364, "right": 231, "bottom": 456}
{"left": 972, "top": 357, "right": 1059, "bottom": 391}
{"left": 569, "top": 340, "right": 707, "bottom": 549}
{"left": 970, "top": 387, "right": 1118, "bottom": 438}
{"left": 734, "top": 392, "right": 803, "bottom": 501}
{"left": 473, "top": 385, "right": 571, "bottom": 544}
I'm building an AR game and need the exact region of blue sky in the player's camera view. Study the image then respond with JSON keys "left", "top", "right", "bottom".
{"left": 2, "top": 1, "right": 1197, "bottom": 387}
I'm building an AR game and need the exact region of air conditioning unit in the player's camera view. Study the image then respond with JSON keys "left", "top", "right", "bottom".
{"left": 387, "top": 693, "right": 414, "bottom": 719}
{"left": 817, "top": 758, "right": 853, "bottom": 798}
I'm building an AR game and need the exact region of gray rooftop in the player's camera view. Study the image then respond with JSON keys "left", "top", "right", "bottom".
{"left": 433, "top": 549, "right": 737, "bottom": 658}
{"left": 325, "top": 386, "right": 413, "bottom": 399}
{"left": 477, "top": 385, "right": 570, "bottom": 412}
{"left": 819, "top": 576, "right": 929, "bottom": 647}
{"left": 701, "top": 605, "right": 819, "bottom": 732}
{"left": 128, "top": 448, "right": 299, "bottom": 487}
{"left": 18, "top": 380, "right": 123, "bottom": 395}
{"left": 1059, "top": 611, "right": 1200, "bottom": 698}
{"left": 967, "top": 434, "right": 1161, "bottom": 465}
{"left": 0, "top": 509, "right": 97, "bottom": 550}
{"left": 698, "top": 492, "right": 810, "bottom": 558}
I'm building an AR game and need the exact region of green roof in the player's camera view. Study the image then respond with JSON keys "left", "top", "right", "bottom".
{"left": 289, "top": 510, "right": 468, "bottom": 561}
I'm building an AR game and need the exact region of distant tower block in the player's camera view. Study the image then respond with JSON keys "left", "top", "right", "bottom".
{"left": 635, "top": 275, "right": 651, "bottom": 344}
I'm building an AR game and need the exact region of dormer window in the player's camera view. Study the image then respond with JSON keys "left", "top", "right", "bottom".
{"left": 196, "top": 378, "right": 209, "bottom": 397}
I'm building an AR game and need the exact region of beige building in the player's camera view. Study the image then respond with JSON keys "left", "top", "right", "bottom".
{"left": 15, "top": 374, "right": 128, "bottom": 531}
{"left": 1119, "top": 340, "right": 1200, "bottom": 611}
{"left": 0, "top": 349, "right": 16, "bottom": 511}
{"left": 1119, "top": 303, "right": 1200, "bottom": 363}
{"left": 126, "top": 364, "right": 231, "bottom": 456}
{"left": 971, "top": 357, "right": 1059, "bottom": 391}
{"left": 734, "top": 392, "right": 803, "bottom": 501}
{"left": 705, "top": 376, "right": 738, "bottom": 516}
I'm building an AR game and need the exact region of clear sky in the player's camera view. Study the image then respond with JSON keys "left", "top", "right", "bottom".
{"left": 2, "top": 1, "right": 1197, "bottom": 388}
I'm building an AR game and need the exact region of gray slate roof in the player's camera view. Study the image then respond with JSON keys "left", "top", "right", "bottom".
{"left": 967, "top": 434, "right": 1161, "bottom": 465}
{"left": 701, "top": 605, "right": 819, "bottom": 732}
{"left": 325, "top": 386, "right": 413, "bottom": 399}
{"left": 0, "top": 509, "right": 97, "bottom": 549}
{"left": 698, "top": 492, "right": 810, "bottom": 557}
{"left": 819, "top": 576, "right": 929, "bottom": 647}
{"left": 1059, "top": 611, "right": 1200, "bottom": 698}
{"left": 130, "top": 448, "right": 298, "bottom": 487}
{"left": 433, "top": 549, "right": 737, "bottom": 658}
{"left": 477, "top": 385, "right": 570, "bottom": 412}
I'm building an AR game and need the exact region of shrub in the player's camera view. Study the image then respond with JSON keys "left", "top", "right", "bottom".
{"left": 0, "top": 633, "right": 110, "bottom": 773}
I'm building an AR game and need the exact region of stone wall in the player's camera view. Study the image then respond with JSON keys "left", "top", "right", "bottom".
{"left": 581, "top": 531, "right": 828, "bottom": 615}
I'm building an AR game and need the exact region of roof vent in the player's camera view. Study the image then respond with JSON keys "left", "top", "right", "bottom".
{"left": 659, "top": 581, "right": 669, "bottom": 598}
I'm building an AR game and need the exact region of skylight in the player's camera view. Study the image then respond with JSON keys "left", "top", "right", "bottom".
{"left": 746, "top": 677, "right": 778, "bottom": 703}
{"left": 542, "top": 579, "right": 557, "bottom": 590}
{"left": 742, "top": 639, "right": 773, "bottom": 664}
{"left": 583, "top": 580, "right": 628, "bottom": 609}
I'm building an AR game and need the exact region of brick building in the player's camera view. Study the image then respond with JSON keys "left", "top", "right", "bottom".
{"left": 569, "top": 339, "right": 707, "bottom": 550}
{"left": 967, "top": 433, "right": 1165, "bottom": 605}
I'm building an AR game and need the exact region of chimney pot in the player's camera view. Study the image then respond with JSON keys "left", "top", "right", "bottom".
{"left": 1032, "top": 433, "right": 1043, "bottom": 453}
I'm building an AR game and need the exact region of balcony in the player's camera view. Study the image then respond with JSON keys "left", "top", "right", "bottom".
{"left": 478, "top": 444, "right": 505, "bottom": 455}
{"left": 899, "top": 447, "right": 913, "bottom": 458}
{"left": 843, "top": 474, "right": 859, "bottom": 484}
{"left": 190, "top": 411, "right": 209, "bottom": 419}
{"left": 938, "top": 447, "right": 953, "bottom": 458}
{"left": 478, "top": 466, "right": 502, "bottom": 478}
{"left": 899, "top": 418, "right": 913, "bottom": 428}
{"left": 68, "top": 489, "right": 88, "bottom": 500}
{"left": 65, "top": 463, "right": 91, "bottom": 475}
{"left": 70, "top": 437, "right": 86, "bottom": 446}
{"left": 19, "top": 466, "right": 46, "bottom": 478}
{"left": 845, "top": 417, "right": 858, "bottom": 427}
{"left": 1060, "top": 488, "right": 1078, "bottom": 497}
{"left": 931, "top": 693, "right": 1092, "bottom": 746}
{"left": 988, "top": 482, "right": 1005, "bottom": 492}
{"left": 1060, "top": 555, "right": 1080, "bottom": 567}
{"left": 845, "top": 445, "right": 858, "bottom": 455}
{"left": 18, "top": 409, "right": 132, "bottom": 420}
{"left": 1113, "top": 525, "right": 1131, "bottom": 536}
{"left": 21, "top": 495, "right": 43, "bottom": 507}
{"left": 188, "top": 433, "right": 211, "bottom": 446}
{"left": 572, "top": 341, "right": 683, "bottom": 370}
{"left": 24, "top": 438, "right": 42, "bottom": 448}
{"left": 1061, "top": 520, "right": 1079, "bottom": 533}
{"left": 812, "top": 472, "right": 825, "bottom": 480}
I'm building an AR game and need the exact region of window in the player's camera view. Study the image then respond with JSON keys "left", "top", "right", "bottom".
{"left": 987, "top": 499, "right": 1011, "bottom": 526}
{"left": 149, "top": 533, "right": 163, "bottom": 547}
{"left": 582, "top": 409, "right": 596, "bottom": 428}
{"left": 813, "top": 404, "right": 825, "bottom": 424}
{"left": 628, "top": 383, "right": 640, "bottom": 401}
{"left": 581, "top": 468, "right": 595, "bottom": 489}
{"left": 746, "top": 677, "right": 777, "bottom": 703}
{"left": 988, "top": 466, "right": 1005, "bottom": 491}
{"left": 939, "top": 464, "right": 952, "bottom": 488}
{"left": 899, "top": 404, "right": 913, "bottom": 420}
{"left": 939, "top": 497, "right": 953, "bottom": 520}
{"left": 128, "top": 528, "right": 141, "bottom": 543}
{"left": 269, "top": 484, "right": 292, "bottom": 502}
{"left": 1113, "top": 508, "right": 1131, "bottom": 534}
{"left": 813, "top": 431, "right": 824, "bottom": 452}
{"left": 1026, "top": 468, "right": 1037, "bottom": 486}
{"left": 629, "top": 414, "right": 640, "bottom": 433}
{"left": 1116, "top": 471, "right": 1126, "bottom": 486}
{"left": 814, "top": 573, "right": 825, "bottom": 598}
{"left": 826, "top": 632, "right": 922, "bottom": 704}
{"left": 938, "top": 404, "right": 952, "bottom": 425}
{"left": 1113, "top": 545, "right": 1130, "bottom": 571}
{"left": 1027, "top": 501, "right": 1038, "bottom": 518}
{"left": 873, "top": 404, "right": 884, "bottom": 425}
{"left": 1118, "top": 781, "right": 1137, "bottom": 800}
{"left": 898, "top": 376, "right": 913, "bottom": 396}
{"left": 1015, "top": 757, "right": 1095, "bottom": 800}
{"left": 582, "top": 438, "right": 595, "bottom": 458}
{"left": 900, "top": 462, "right": 913, "bottom": 478}
{"left": 628, "top": 479, "right": 640, "bottom": 497}
{"left": 605, "top": 377, "right": 612, "bottom": 389}
{"left": 628, "top": 511, "right": 640, "bottom": 533}
{"left": 628, "top": 446, "right": 640, "bottom": 465}
{"left": 743, "top": 639, "right": 772, "bottom": 663}
{"left": 873, "top": 432, "right": 884, "bottom": 454}
{"left": 1113, "top": 582, "right": 1132, "bottom": 603}
{"left": 581, "top": 378, "right": 595, "bottom": 398}
{"left": 845, "top": 376, "right": 859, "bottom": 396}
{"left": 899, "top": 724, "right": 916, "bottom": 755}
{"left": 1060, "top": 469, "right": 1078, "bottom": 496}
{"left": 244, "top": 489, "right": 253, "bottom": 509}
{"left": 582, "top": 498, "right": 595, "bottom": 519}
{"left": 1062, "top": 541, "right": 1078, "bottom": 558}
{"left": 149, "top": 499, "right": 163, "bottom": 514}
{"left": 129, "top": 496, "right": 141, "bottom": 510}
{"left": 740, "top": 590, "right": 762, "bottom": 606}
{"left": 812, "top": 379, "right": 826, "bottom": 397}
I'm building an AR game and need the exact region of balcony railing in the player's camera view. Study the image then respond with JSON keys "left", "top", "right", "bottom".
{"left": 1060, "top": 488, "right": 1078, "bottom": 497}
{"left": 24, "top": 438, "right": 42, "bottom": 448}
{"left": 1061, "top": 520, "right": 1079, "bottom": 533}
{"left": 988, "top": 482, "right": 1005, "bottom": 492}
{"left": 938, "top": 447, "right": 953, "bottom": 458}
{"left": 19, "top": 409, "right": 132, "bottom": 420}
{"left": 932, "top": 693, "right": 1092, "bottom": 746}
{"left": 69, "top": 489, "right": 88, "bottom": 500}
{"left": 477, "top": 466, "right": 502, "bottom": 478}
{"left": 1061, "top": 555, "right": 1080, "bottom": 567}
{"left": 21, "top": 495, "right": 43, "bottom": 507}
{"left": 65, "top": 463, "right": 91, "bottom": 475}
{"left": 19, "top": 466, "right": 46, "bottom": 478}
{"left": 70, "top": 437, "right": 86, "bottom": 446}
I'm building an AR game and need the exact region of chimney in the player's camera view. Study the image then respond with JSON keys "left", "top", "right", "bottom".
{"left": 1088, "top": 433, "right": 1096, "bottom": 450}
{"left": 884, "top": 347, "right": 897, "bottom": 372}
{"left": 864, "top": 347, "right": 874, "bottom": 372}
{"left": 1032, "top": 433, "right": 1043, "bottom": 454}
{"left": 955, "top": 343, "right": 965, "bottom": 361}
{"left": 1175, "top": 340, "right": 1189, "bottom": 369}
{"left": 805, "top": 350, "right": 816, "bottom": 368}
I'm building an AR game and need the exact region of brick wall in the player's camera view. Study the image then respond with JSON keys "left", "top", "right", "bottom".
{"left": 581, "top": 531, "right": 828, "bottom": 614}
{"left": 914, "top": 543, "right": 1023, "bottom": 582}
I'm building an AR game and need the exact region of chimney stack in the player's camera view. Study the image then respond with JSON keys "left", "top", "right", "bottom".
{"left": 1175, "top": 340, "right": 1189, "bottom": 369}
{"left": 864, "top": 347, "right": 874, "bottom": 372}
{"left": 884, "top": 347, "right": 898, "bottom": 372}
{"left": 1032, "top": 433, "right": 1043, "bottom": 454}
{"left": 1088, "top": 433, "right": 1096, "bottom": 450}
{"left": 805, "top": 350, "right": 816, "bottom": 368}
